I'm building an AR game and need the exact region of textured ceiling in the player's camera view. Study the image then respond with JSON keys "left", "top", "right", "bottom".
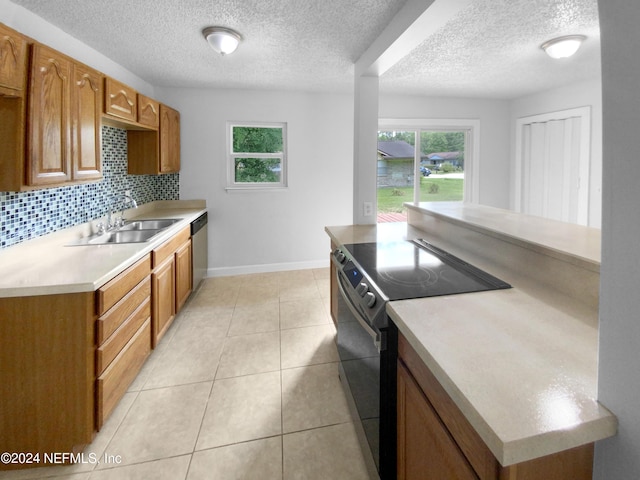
{"left": 10, "top": 0, "right": 600, "bottom": 99}
{"left": 380, "top": 0, "right": 601, "bottom": 98}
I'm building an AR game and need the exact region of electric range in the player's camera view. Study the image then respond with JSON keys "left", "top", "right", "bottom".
{"left": 331, "top": 238, "right": 511, "bottom": 479}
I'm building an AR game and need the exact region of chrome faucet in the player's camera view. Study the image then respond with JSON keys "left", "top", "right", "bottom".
{"left": 106, "top": 193, "right": 138, "bottom": 230}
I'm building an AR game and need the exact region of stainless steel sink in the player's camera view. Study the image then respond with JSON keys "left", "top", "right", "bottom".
{"left": 120, "top": 218, "right": 182, "bottom": 231}
{"left": 87, "top": 229, "right": 161, "bottom": 244}
{"left": 66, "top": 218, "right": 184, "bottom": 246}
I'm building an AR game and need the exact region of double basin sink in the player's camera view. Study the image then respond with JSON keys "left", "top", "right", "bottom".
{"left": 70, "top": 218, "right": 183, "bottom": 246}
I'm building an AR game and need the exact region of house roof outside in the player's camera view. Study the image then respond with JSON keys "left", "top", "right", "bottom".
{"left": 427, "top": 152, "right": 461, "bottom": 161}
{"left": 378, "top": 143, "right": 462, "bottom": 163}
{"left": 377, "top": 141, "right": 415, "bottom": 159}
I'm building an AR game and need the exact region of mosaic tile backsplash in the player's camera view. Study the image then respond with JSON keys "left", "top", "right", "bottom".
{"left": 0, "top": 126, "right": 179, "bottom": 248}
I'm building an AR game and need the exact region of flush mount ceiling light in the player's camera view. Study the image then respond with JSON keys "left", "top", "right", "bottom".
{"left": 540, "top": 35, "right": 586, "bottom": 59}
{"left": 203, "top": 26, "right": 243, "bottom": 56}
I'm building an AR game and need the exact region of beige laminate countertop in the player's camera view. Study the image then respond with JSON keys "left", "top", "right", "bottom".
{"left": 406, "top": 201, "right": 601, "bottom": 270}
{"left": 0, "top": 200, "right": 206, "bottom": 298}
{"left": 325, "top": 213, "right": 616, "bottom": 467}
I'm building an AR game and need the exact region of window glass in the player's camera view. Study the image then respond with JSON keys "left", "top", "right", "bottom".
{"left": 376, "top": 128, "right": 467, "bottom": 223}
{"left": 229, "top": 123, "right": 287, "bottom": 188}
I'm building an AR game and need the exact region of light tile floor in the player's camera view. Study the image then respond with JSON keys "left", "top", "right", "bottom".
{"left": 0, "top": 268, "right": 373, "bottom": 480}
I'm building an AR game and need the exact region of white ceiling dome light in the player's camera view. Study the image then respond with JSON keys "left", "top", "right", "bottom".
{"left": 203, "top": 26, "right": 243, "bottom": 56}
{"left": 540, "top": 35, "right": 586, "bottom": 59}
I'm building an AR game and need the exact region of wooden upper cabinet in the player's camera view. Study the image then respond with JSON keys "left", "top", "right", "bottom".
{"left": 0, "top": 23, "right": 29, "bottom": 95}
{"left": 104, "top": 77, "right": 136, "bottom": 122}
{"left": 70, "top": 63, "right": 103, "bottom": 181}
{"left": 137, "top": 94, "right": 159, "bottom": 128}
{"left": 27, "top": 44, "right": 72, "bottom": 186}
{"left": 159, "top": 104, "right": 180, "bottom": 173}
{"left": 128, "top": 102, "right": 180, "bottom": 175}
{"left": 0, "top": 23, "right": 29, "bottom": 192}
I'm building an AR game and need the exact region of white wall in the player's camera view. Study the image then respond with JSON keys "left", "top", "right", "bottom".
{"left": 509, "top": 79, "right": 603, "bottom": 227}
{"left": 378, "top": 94, "right": 511, "bottom": 208}
{"left": 157, "top": 87, "right": 354, "bottom": 276}
{"left": 594, "top": 0, "right": 640, "bottom": 478}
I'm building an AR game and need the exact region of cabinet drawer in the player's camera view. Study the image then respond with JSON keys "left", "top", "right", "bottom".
{"left": 96, "top": 319, "right": 151, "bottom": 429}
{"left": 96, "top": 296, "right": 150, "bottom": 375}
{"left": 137, "top": 94, "right": 159, "bottom": 128}
{"left": 104, "top": 77, "right": 136, "bottom": 122}
{"left": 152, "top": 226, "right": 190, "bottom": 268}
{"left": 97, "top": 277, "right": 151, "bottom": 343}
{"left": 97, "top": 255, "right": 151, "bottom": 315}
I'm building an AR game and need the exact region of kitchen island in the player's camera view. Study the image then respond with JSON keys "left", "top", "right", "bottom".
{"left": 325, "top": 202, "right": 616, "bottom": 477}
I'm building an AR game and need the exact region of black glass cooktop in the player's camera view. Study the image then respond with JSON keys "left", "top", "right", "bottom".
{"left": 343, "top": 239, "right": 511, "bottom": 301}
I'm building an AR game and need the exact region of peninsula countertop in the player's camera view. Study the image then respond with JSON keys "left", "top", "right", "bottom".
{"left": 325, "top": 208, "right": 616, "bottom": 467}
{"left": 0, "top": 200, "right": 206, "bottom": 298}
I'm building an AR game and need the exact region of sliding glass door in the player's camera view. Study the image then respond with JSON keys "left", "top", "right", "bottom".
{"left": 376, "top": 125, "right": 468, "bottom": 223}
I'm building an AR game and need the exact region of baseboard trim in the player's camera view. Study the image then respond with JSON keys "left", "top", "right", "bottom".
{"left": 206, "top": 259, "right": 329, "bottom": 277}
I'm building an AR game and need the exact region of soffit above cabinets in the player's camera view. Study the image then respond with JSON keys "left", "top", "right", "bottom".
{"left": 9, "top": 0, "right": 600, "bottom": 99}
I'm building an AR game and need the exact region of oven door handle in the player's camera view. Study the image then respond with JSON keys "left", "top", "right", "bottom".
{"left": 336, "top": 271, "right": 383, "bottom": 352}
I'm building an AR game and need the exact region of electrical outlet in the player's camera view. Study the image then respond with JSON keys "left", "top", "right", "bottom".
{"left": 363, "top": 202, "right": 373, "bottom": 216}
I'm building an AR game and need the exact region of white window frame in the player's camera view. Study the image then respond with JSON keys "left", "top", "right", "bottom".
{"left": 378, "top": 118, "right": 480, "bottom": 204}
{"left": 226, "top": 121, "right": 288, "bottom": 191}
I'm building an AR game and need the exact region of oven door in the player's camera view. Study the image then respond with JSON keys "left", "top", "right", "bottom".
{"left": 335, "top": 270, "right": 397, "bottom": 480}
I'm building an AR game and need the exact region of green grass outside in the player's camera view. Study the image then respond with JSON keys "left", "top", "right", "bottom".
{"left": 377, "top": 177, "right": 464, "bottom": 213}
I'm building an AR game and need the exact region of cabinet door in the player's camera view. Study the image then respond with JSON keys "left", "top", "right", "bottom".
{"left": 397, "top": 361, "right": 479, "bottom": 480}
{"left": 104, "top": 77, "right": 136, "bottom": 122}
{"left": 137, "top": 94, "right": 159, "bottom": 128}
{"left": 152, "top": 256, "right": 175, "bottom": 347}
{"left": 0, "top": 23, "right": 28, "bottom": 95}
{"left": 27, "top": 44, "right": 72, "bottom": 185}
{"left": 0, "top": 25, "right": 28, "bottom": 191}
{"left": 159, "top": 104, "right": 180, "bottom": 173}
{"left": 70, "top": 62, "right": 102, "bottom": 181}
{"left": 175, "top": 239, "right": 192, "bottom": 312}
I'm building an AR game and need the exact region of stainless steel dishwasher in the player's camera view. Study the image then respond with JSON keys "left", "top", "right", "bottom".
{"left": 190, "top": 212, "right": 208, "bottom": 289}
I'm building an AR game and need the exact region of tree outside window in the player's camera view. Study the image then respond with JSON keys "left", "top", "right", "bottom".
{"left": 229, "top": 123, "right": 287, "bottom": 188}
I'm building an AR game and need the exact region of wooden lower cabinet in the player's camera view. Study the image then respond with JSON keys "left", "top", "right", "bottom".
{"left": 397, "top": 333, "right": 594, "bottom": 480}
{"left": 152, "top": 255, "right": 176, "bottom": 346}
{"left": 151, "top": 226, "right": 191, "bottom": 347}
{"left": 94, "top": 255, "right": 152, "bottom": 430}
{"left": 0, "top": 292, "right": 95, "bottom": 468}
{"left": 175, "top": 239, "right": 192, "bottom": 311}
{"left": 0, "top": 228, "right": 197, "bottom": 470}
{"left": 397, "top": 361, "right": 478, "bottom": 480}
{"left": 97, "top": 319, "right": 151, "bottom": 428}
